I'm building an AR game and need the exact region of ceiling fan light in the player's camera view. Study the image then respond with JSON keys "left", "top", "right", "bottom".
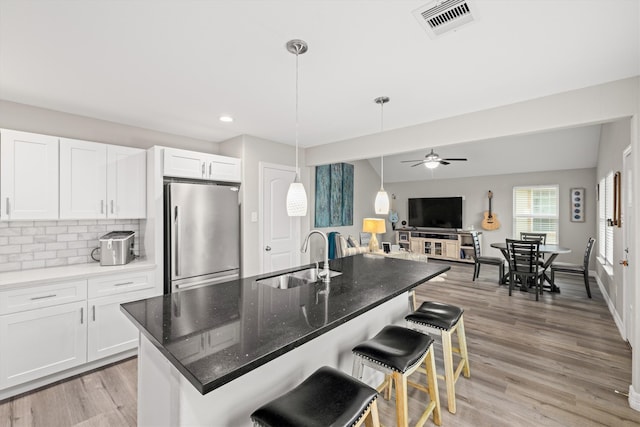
{"left": 286, "top": 182, "right": 308, "bottom": 216}
{"left": 425, "top": 161, "right": 439, "bottom": 169}
{"left": 374, "top": 190, "right": 390, "bottom": 215}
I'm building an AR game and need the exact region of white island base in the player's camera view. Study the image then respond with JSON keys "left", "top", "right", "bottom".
{"left": 137, "top": 292, "right": 411, "bottom": 427}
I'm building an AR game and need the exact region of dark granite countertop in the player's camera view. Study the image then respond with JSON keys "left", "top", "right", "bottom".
{"left": 121, "top": 254, "right": 449, "bottom": 394}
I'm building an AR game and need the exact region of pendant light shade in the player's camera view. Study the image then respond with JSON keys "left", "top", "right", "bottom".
{"left": 286, "top": 39, "right": 309, "bottom": 217}
{"left": 374, "top": 96, "right": 390, "bottom": 215}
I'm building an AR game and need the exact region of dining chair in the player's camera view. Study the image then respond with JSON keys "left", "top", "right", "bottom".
{"left": 506, "top": 239, "right": 545, "bottom": 301}
{"left": 470, "top": 231, "right": 504, "bottom": 283}
{"left": 550, "top": 237, "right": 596, "bottom": 298}
{"left": 520, "top": 232, "right": 547, "bottom": 262}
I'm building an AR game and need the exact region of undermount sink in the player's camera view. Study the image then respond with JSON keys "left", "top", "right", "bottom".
{"left": 257, "top": 268, "right": 342, "bottom": 290}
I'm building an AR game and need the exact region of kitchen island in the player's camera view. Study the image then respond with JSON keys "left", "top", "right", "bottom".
{"left": 121, "top": 253, "right": 449, "bottom": 426}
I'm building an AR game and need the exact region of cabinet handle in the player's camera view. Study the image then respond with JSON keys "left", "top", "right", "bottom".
{"left": 92, "top": 305, "right": 96, "bottom": 321}
{"left": 110, "top": 200, "right": 114, "bottom": 214}
{"left": 30, "top": 294, "right": 57, "bottom": 300}
{"left": 114, "top": 281, "right": 134, "bottom": 287}
{"left": 209, "top": 162, "right": 212, "bottom": 177}
{"left": 5, "top": 198, "right": 9, "bottom": 216}
{"left": 80, "top": 307, "right": 84, "bottom": 324}
{"left": 201, "top": 162, "right": 206, "bottom": 177}
{"left": 101, "top": 200, "right": 104, "bottom": 214}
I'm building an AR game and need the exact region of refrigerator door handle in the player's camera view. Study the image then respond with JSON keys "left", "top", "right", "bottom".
{"left": 174, "top": 205, "right": 180, "bottom": 276}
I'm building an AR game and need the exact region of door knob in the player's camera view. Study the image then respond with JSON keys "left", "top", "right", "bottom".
{"left": 619, "top": 260, "right": 629, "bottom": 267}
{"left": 265, "top": 246, "right": 272, "bottom": 252}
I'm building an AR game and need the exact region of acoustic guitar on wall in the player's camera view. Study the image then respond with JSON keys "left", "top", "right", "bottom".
{"left": 481, "top": 191, "right": 501, "bottom": 231}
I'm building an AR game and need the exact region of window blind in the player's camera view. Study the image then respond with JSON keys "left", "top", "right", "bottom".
{"left": 605, "top": 172, "right": 614, "bottom": 265}
{"left": 513, "top": 185, "right": 559, "bottom": 244}
{"left": 598, "top": 178, "right": 606, "bottom": 259}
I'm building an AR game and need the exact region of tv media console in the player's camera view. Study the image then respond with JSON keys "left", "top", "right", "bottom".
{"left": 395, "top": 229, "right": 480, "bottom": 263}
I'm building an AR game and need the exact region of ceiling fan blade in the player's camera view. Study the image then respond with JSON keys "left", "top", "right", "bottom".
{"left": 439, "top": 160, "right": 450, "bottom": 165}
{"left": 401, "top": 159, "right": 425, "bottom": 163}
{"left": 442, "top": 158, "right": 467, "bottom": 161}
{"left": 410, "top": 162, "right": 426, "bottom": 167}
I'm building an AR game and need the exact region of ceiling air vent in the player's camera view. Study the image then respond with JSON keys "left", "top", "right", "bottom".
{"left": 413, "top": 0, "right": 477, "bottom": 38}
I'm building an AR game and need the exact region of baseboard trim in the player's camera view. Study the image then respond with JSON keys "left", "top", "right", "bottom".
{"left": 629, "top": 384, "right": 640, "bottom": 412}
{"left": 593, "top": 272, "right": 625, "bottom": 340}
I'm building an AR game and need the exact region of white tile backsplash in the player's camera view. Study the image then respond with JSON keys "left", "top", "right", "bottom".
{"left": 0, "top": 219, "right": 142, "bottom": 272}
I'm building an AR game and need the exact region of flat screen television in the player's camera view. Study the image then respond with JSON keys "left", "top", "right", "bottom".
{"left": 408, "top": 197, "right": 463, "bottom": 229}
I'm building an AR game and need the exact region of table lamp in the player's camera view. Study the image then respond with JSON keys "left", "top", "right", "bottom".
{"left": 362, "top": 218, "right": 386, "bottom": 252}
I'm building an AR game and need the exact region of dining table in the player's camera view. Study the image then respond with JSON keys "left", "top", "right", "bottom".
{"left": 490, "top": 242, "right": 572, "bottom": 292}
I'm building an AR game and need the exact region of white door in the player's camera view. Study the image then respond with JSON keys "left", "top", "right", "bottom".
{"left": 260, "top": 163, "right": 300, "bottom": 274}
{"left": 0, "top": 129, "right": 59, "bottom": 220}
{"left": 107, "top": 145, "right": 146, "bottom": 218}
{"left": 60, "top": 138, "right": 107, "bottom": 219}
{"left": 0, "top": 301, "right": 87, "bottom": 388}
{"left": 623, "top": 146, "right": 635, "bottom": 346}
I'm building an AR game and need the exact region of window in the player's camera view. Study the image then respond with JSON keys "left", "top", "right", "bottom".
{"left": 598, "top": 173, "right": 614, "bottom": 267}
{"left": 513, "top": 185, "right": 559, "bottom": 244}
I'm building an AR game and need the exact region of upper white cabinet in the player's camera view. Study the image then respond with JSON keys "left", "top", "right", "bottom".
{"left": 0, "top": 129, "right": 59, "bottom": 220}
{"left": 107, "top": 145, "right": 146, "bottom": 218}
{"left": 164, "top": 147, "right": 241, "bottom": 182}
{"left": 60, "top": 139, "right": 146, "bottom": 219}
{"left": 60, "top": 138, "right": 107, "bottom": 219}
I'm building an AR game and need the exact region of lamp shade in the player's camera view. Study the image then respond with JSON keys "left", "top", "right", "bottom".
{"left": 286, "top": 182, "right": 308, "bottom": 216}
{"left": 374, "top": 190, "right": 390, "bottom": 215}
{"left": 425, "top": 161, "right": 439, "bottom": 169}
{"left": 362, "top": 218, "right": 386, "bottom": 234}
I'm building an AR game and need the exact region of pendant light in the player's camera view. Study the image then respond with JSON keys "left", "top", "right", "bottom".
{"left": 285, "top": 39, "right": 309, "bottom": 217}
{"left": 374, "top": 96, "right": 390, "bottom": 215}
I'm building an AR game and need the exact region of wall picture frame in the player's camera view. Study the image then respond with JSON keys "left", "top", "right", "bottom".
{"left": 570, "top": 187, "right": 585, "bottom": 222}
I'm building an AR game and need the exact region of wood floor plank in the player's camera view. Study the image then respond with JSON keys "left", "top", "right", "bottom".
{"left": 0, "top": 261, "right": 638, "bottom": 426}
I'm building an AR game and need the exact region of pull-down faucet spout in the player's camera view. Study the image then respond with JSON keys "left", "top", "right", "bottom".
{"left": 301, "top": 230, "right": 331, "bottom": 283}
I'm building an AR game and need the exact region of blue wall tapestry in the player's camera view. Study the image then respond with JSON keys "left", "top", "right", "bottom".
{"left": 315, "top": 163, "right": 353, "bottom": 227}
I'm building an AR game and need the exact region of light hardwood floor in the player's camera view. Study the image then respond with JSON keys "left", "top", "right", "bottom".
{"left": 1, "top": 261, "right": 639, "bottom": 426}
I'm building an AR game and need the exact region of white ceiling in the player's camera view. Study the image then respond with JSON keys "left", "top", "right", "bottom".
{"left": 0, "top": 0, "right": 638, "bottom": 179}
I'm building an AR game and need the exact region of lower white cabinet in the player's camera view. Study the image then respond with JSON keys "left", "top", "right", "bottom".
{"left": 0, "top": 301, "right": 87, "bottom": 388}
{"left": 87, "top": 289, "right": 152, "bottom": 361}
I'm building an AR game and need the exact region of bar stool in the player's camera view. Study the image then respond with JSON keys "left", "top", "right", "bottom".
{"left": 352, "top": 325, "right": 441, "bottom": 427}
{"left": 250, "top": 366, "right": 380, "bottom": 427}
{"left": 405, "top": 299, "right": 470, "bottom": 414}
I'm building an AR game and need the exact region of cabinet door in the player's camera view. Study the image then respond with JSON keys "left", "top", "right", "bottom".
{"left": 107, "top": 146, "right": 146, "bottom": 218}
{"left": 59, "top": 138, "right": 107, "bottom": 219}
{"left": 164, "top": 148, "right": 206, "bottom": 179}
{"left": 410, "top": 238, "right": 423, "bottom": 254}
{"left": 206, "top": 154, "right": 241, "bottom": 182}
{"left": 0, "top": 301, "right": 87, "bottom": 388}
{"left": 0, "top": 129, "right": 59, "bottom": 220}
{"left": 87, "top": 289, "right": 153, "bottom": 361}
{"left": 445, "top": 241, "right": 459, "bottom": 259}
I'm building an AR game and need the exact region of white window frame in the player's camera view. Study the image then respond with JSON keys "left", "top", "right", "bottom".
{"left": 512, "top": 185, "right": 559, "bottom": 244}
{"left": 598, "top": 172, "right": 614, "bottom": 273}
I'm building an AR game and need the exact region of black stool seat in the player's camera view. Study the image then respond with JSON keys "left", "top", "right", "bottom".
{"left": 477, "top": 255, "right": 504, "bottom": 265}
{"left": 352, "top": 325, "right": 434, "bottom": 373}
{"left": 250, "top": 366, "right": 378, "bottom": 427}
{"left": 405, "top": 301, "right": 463, "bottom": 331}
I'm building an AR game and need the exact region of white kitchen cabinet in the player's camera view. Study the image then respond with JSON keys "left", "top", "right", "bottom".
{"left": 87, "top": 289, "right": 151, "bottom": 361}
{"left": 164, "top": 147, "right": 241, "bottom": 182}
{"left": 60, "top": 138, "right": 146, "bottom": 219}
{"left": 0, "top": 301, "right": 87, "bottom": 388}
{"left": 59, "top": 138, "right": 107, "bottom": 219}
{"left": 0, "top": 129, "right": 59, "bottom": 220}
{"left": 107, "top": 145, "right": 146, "bottom": 218}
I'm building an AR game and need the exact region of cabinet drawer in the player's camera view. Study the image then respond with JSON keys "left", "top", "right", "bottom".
{"left": 88, "top": 270, "right": 154, "bottom": 298}
{"left": 0, "top": 280, "right": 87, "bottom": 315}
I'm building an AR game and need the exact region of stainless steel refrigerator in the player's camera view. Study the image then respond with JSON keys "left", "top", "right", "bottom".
{"left": 164, "top": 181, "right": 240, "bottom": 293}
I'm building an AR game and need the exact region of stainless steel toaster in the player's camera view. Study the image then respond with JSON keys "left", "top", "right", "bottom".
{"left": 98, "top": 231, "right": 135, "bottom": 266}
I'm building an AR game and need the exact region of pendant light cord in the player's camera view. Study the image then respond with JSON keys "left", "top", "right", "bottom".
{"left": 380, "top": 100, "right": 384, "bottom": 190}
{"left": 294, "top": 46, "right": 300, "bottom": 182}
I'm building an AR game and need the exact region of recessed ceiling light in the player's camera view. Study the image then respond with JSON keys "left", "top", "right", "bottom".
{"left": 219, "top": 115, "right": 234, "bottom": 123}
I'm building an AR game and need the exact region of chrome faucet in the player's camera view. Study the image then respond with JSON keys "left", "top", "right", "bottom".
{"left": 301, "top": 230, "right": 331, "bottom": 283}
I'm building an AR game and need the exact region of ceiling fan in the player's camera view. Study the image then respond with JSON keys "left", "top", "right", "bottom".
{"left": 401, "top": 149, "right": 468, "bottom": 169}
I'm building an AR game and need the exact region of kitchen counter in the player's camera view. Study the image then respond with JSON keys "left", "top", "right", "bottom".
{"left": 0, "top": 258, "right": 156, "bottom": 290}
{"left": 122, "top": 254, "right": 448, "bottom": 426}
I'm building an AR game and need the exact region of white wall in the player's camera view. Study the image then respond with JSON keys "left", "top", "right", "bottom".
{"left": 596, "top": 119, "right": 632, "bottom": 318}
{"left": 384, "top": 168, "right": 597, "bottom": 266}
{"left": 0, "top": 100, "right": 216, "bottom": 152}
